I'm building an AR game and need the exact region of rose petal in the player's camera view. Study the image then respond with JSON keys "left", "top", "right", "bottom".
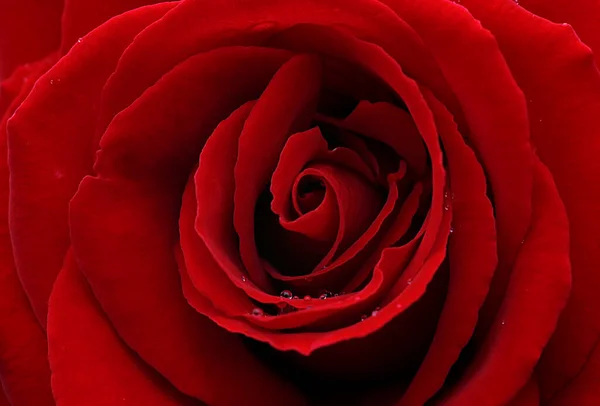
{"left": 454, "top": 0, "right": 600, "bottom": 400}
{"left": 183, "top": 102, "right": 257, "bottom": 316}
{"left": 6, "top": 2, "right": 174, "bottom": 325}
{"left": 0, "top": 56, "right": 63, "bottom": 406}
{"left": 70, "top": 176, "right": 305, "bottom": 405}
{"left": 441, "top": 160, "right": 571, "bottom": 406}
{"left": 381, "top": 0, "right": 533, "bottom": 338}
{"left": 396, "top": 91, "right": 497, "bottom": 406}
{"left": 0, "top": 0, "right": 62, "bottom": 80}
{"left": 263, "top": 163, "right": 383, "bottom": 292}
{"left": 547, "top": 342, "right": 600, "bottom": 406}
{"left": 520, "top": 0, "right": 600, "bottom": 66}
{"left": 181, "top": 172, "right": 254, "bottom": 317}
{"left": 190, "top": 24, "right": 448, "bottom": 349}
{"left": 508, "top": 378, "right": 540, "bottom": 406}
{"left": 60, "top": 0, "right": 175, "bottom": 53}
{"left": 270, "top": 126, "right": 374, "bottom": 223}
{"left": 95, "top": 0, "right": 455, "bottom": 137}
{"left": 318, "top": 100, "right": 427, "bottom": 176}
{"left": 232, "top": 54, "right": 322, "bottom": 292}
{"left": 48, "top": 251, "right": 199, "bottom": 406}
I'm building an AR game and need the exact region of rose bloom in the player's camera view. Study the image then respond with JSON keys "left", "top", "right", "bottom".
{"left": 1, "top": 0, "right": 599, "bottom": 405}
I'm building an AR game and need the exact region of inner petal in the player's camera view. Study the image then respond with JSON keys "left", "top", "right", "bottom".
{"left": 293, "top": 175, "right": 326, "bottom": 215}
{"left": 258, "top": 163, "right": 384, "bottom": 286}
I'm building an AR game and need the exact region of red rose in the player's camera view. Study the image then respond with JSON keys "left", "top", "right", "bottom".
{"left": 1, "top": 0, "right": 599, "bottom": 405}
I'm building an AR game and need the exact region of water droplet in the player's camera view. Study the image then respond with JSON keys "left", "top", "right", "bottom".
{"left": 77, "top": 37, "right": 83, "bottom": 43}
{"left": 521, "top": 239, "right": 525, "bottom": 244}
{"left": 241, "top": 275, "right": 247, "bottom": 282}
{"left": 251, "top": 308, "right": 264, "bottom": 317}
{"left": 449, "top": 227, "right": 454, "bottom": 234}
{"left": 360, "top": 314, "right": 368, "bottom": 321}
{"left": 407, "top": 278, "right": 413, "bottom": 285}
{"left": 371, "top": 307, "right": 381, "bottom": 317}
{"left": 444, "top": 201, "right": 451, "bottom": 211}
{"left": 396, "top": 303, "right": 403, "bottom": 309}
{"left": 319, "top": 293, "right": 329, "bottom": 300}
{"left": 501, "top": 320, "right": 506, "bottom": 325}
{"left": 303, "top": 295, "right": 312, "bottom": 301}
{"left": 280, "top": 290, "right": 293, "bottom": 299}
{"left": 293, "top": 296, "right": 299, "bottom": 300}
{"left": 49, "top": 79, "right": 54, "bottom": 85}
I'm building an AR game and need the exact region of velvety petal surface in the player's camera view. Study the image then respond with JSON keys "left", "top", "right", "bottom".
{"left": 441, "top": 161, "right": 571, "bottom": 406}
{"left": 60, "top": 0, "right": 176, "bottom": 53}
{"left": 0, "top": 0, "right": 62, "bottom": 80}
{"left": 7, "top": 2, "right": 175, "bottom": 325}
{"left": 453, "top": 0, "right": 600, "bottom": 402}
{"left": 0, "top": 56, "right": 61, "bottom": 406}
{"left": 48, "top": 252, "right": 200, "bottom": 406}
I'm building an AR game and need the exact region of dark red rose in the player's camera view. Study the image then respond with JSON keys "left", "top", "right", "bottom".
{"left": 1, "top": 0, "right": 599, "bottom": 405}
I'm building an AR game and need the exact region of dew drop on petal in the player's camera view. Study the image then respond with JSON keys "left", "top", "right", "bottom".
{"left": 360, "top": 314, "right": 368, "bottom": 321}
{"left": 280, "top": 290, "right": 293, "bottom": 299}
{"left": 241, "top": 275, "right": 247, "bottom": 282}
{"left": 251, "top": 308, "right": 264, "bottom": 317}
{"left": 303, "top": 295, "right": 312, "bottom": 301}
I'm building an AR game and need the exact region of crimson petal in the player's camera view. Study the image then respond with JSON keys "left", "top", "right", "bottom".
{"left": 7, "top": 2, "right": 175, "bottom": 325}
{"left": 0, "top": 0, "right": 62, "bottom": 80}
{"left": 441, "top": 160, "right": 571, "bottom": 405}
{"left": 454, "top": 0, "right": 600, "bottom": 400}
{"left": 233, "top": 54, "right": 322, "bottom": 292}
{"left": 397, "top": 91, "right": 497, "bottom": 406}
{"left": 48, "top": 252, "right": 199, "bottom": 406}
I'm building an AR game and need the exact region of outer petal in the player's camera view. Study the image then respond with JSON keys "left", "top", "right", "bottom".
{"left": 381, "top": 0, "right": 533, "bottom": 337}
{"left": 548, "top": 343, "right": 600, "bottom": 406}
{"left": 520, "top": 0, "right": 600, "bottom": 66}
{"left": 70, "top": 175, "right": 307, "bottom": 406}
{"left": 508, "top": 379, "right": 540, "bottom": 406}
{"left": 94, "top": 0, "right": 457, "bottom": 136}
{"left": 451, "top": 0, "right": 600, "bottom": 401}
{"left": 7, "top": 2, "right": 175, "bottom": 325}
{"left": 441, "top": 160, "right": 571, "bottom": 406}
{"left": 397, "top": 91, "right": 497, "bottom": 406}
{"left": 0, "top": 0, "right": 62, "bottom": 80}
{"left": 60, "top": 0, "right": 177, "bottom": 53}
{"left": 48, "top": 251, "right": 199, "bottom": 406}
{"left": 0, "top": 57, "right": 60, "bottom": 406}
